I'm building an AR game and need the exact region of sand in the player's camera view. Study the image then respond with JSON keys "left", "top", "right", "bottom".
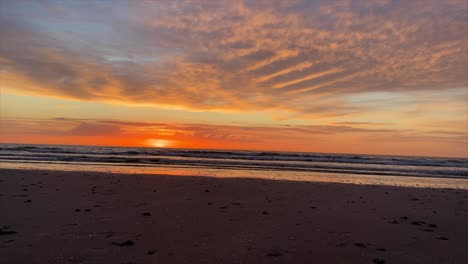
{"left": 0, "top": 168, "right": 467, "bottom": 264}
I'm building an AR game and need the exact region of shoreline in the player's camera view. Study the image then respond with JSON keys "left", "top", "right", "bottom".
{"left": 2, "top": 163, "right": 468, "bottom": 190}
{"left": 2, "top": 159, "right": 468, "bottom": 180}
{"left": 1, "top": 168, "right": 468, "bottom": 263}
{"left": 0, "top": 162, "right": 468, "bottom": 190}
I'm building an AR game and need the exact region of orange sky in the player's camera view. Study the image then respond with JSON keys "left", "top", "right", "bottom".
{"left": 0, "top": 0, "right": 467, "bottom": 157}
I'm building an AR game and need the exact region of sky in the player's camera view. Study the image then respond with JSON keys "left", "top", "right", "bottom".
{"left": 0, "top": 0, "right": 467, "bottom": 157}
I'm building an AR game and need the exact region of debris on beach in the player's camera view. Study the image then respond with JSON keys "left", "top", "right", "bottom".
{"left": 145, "top": 249, "right": 157, "bottom": 255}
{"left": 112, "top": 240, "right": 135, "bottom": 247}
{"left": 373, "top": 258, "right": 386, "bottom": 264}
{"left": 0, "top": 226, "right": 17, "bottom": 236}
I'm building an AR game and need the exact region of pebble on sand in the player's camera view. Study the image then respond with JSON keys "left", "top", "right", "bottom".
{"left": 373, "top": 258, "right": 386, "bottom": 264}
{"left": 0, "top": 226, "right": 17, "bottom": 236}
{"left": 354, "top": 243, "right": 366, "bottom": 248}
{"left": 145, "top": 249, "right": 158, "bottom": 255}
{"left": 112, "top": 240, "right": 135, "bottom": 247}
{"left": 411, "top": 221, "right": 425, "bottom": 226}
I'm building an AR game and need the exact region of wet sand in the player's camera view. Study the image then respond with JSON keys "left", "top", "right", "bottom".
{"left": 1, "top": 168, "right": 467, "bottom": 263}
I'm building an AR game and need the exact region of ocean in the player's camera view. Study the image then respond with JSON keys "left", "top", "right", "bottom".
{"left": 1, "top": 143, "right": 467, "bottom": 180}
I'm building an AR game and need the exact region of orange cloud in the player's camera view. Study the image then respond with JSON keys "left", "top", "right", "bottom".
{"left": 1, "top": 0, "right": 466, "bottom": 116}
{"left": 1, "top": 117, "right": 466, "bottom": 157}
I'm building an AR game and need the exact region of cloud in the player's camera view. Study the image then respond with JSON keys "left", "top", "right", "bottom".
{"left": 68, "top": 122, "right": 122, "bottom": 136}
{"left": 332, "top": 122, "right": 391, "bottom": 126}
{"left": 0, "top": 0, "right": 466, "bottom": 118}
{"left": 1, "top": 117, "right": 466, "bottom": 156}
{"left": 0, "top": 116, "right": 406, "bottom": 139}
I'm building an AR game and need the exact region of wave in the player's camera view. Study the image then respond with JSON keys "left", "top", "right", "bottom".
{"left": 1, "top": 143, "right": 468, "bottom": 179}
{"left": 1, "top": 144, "right": 467, "bottom": 168}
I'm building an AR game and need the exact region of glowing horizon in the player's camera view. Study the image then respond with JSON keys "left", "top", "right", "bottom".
{"left": 1, "top": 0, "right": 467, "bottom": 158}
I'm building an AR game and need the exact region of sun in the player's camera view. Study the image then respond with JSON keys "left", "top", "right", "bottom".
{"left": 146, "top": 139, "right": 173, "bottom": 148}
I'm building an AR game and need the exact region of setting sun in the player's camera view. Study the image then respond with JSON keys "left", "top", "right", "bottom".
{"left": 1, "top": 1, "right": 467, "bottom": 263}
{"left": 146, "top": 139, "right": 173, "bottom": 148}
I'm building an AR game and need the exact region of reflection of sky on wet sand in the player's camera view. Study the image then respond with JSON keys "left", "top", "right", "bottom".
{"left": 3, "top": 162, "right": 467, "bottom": 190}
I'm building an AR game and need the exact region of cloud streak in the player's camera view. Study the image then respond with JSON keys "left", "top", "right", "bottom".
{"left": 1, "top": 0, "right": 467, "bottom": 117}
{"left": 1, "top": 117, "right": 466, "bottom": 156}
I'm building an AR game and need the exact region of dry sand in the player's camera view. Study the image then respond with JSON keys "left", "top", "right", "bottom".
{"left": 1, "top": 168, "right": 467, "bottom": 264}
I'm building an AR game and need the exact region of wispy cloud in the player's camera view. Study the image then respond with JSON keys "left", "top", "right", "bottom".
{"left": 1, "top": 115, "right": 466, "bottom": 156}
{"left": 68, "top": 122, "right": 122, "bottom": 136}
{"left": 1, "top": 0, "right": 466, "bottom": 117}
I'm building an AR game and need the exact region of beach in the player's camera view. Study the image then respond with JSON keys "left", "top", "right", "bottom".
{"left": 1, "top": 168, "right": 467, "bottom": 264}
{"left": 2, "top": 0, "right": 467, "bottom": 263}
